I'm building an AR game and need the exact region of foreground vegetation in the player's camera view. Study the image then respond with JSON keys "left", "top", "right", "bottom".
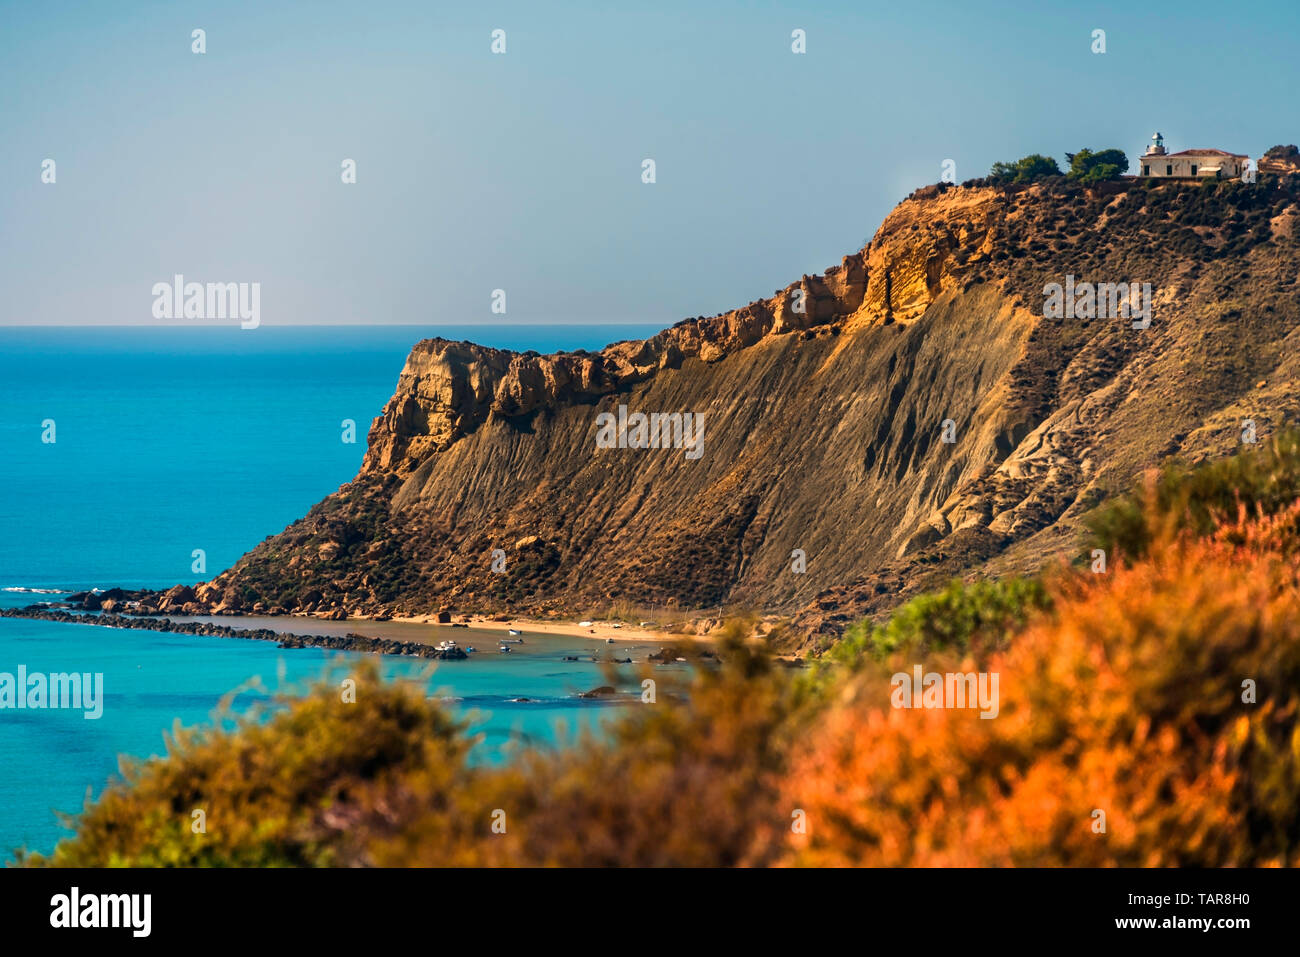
{"left": 21, "top": 433, "right": 1300, "bottom": 866}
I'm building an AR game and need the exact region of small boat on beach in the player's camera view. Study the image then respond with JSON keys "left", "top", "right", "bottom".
{"left": 499, "top": 644, "right": 512, "bottom": 653}
{"left": 507, "top": 629, "right": 522, "bottom": 636}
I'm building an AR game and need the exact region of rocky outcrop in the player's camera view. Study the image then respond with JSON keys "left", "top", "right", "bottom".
{"left": 178, "top": 175, "right": 1300, "bottom": 651}
{"left": 1260, "top": 145, "right": 1300, "bottom": 177}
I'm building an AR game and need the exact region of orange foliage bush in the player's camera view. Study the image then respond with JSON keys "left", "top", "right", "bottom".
{"left": 778, "top": 518, "right": 1300, "bottom": 866}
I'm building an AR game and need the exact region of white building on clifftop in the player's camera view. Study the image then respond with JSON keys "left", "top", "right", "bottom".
{"left": 1138, "top": 132, "right": 1249, "bottom": 179}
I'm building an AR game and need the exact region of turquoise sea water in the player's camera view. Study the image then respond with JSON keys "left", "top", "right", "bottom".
{"left": 0, "top": 324, "right": 669, "bottom": 857}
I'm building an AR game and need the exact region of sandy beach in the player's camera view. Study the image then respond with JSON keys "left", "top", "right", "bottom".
{"left": 91, "top": 607, "right": 693, "bottom": 649}
{"left": 380, "top": 614, "right": 672, "bottom": 644}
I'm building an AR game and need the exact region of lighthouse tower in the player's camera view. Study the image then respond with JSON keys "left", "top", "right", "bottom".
{"left": 1145, "top": 132, "right": 1167, "bottom": 156}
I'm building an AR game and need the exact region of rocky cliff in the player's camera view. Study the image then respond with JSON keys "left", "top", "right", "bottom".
{"left": 1260, "top": 145, "right": 1300, "bottom": 177}
{"left": 190, "top": 172, "right": 1300, "bottom": 651}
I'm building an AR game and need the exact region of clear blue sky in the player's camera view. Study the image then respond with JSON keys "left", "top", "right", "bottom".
{"left": 2, "top": 0, "right": 1297, "bottom": 326}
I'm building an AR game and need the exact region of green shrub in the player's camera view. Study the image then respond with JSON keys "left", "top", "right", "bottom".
{"left": 1085, "top": 429, "right": 1300, "bottom": 562}
{"left": 826, "top": 576, "right": 1052, "bottom": 669}
{"left": 23, "top": 662, "right": 471, "bottom": 867}
{"left": 1065, "top": 148, "right": 1129, "bottom": 183}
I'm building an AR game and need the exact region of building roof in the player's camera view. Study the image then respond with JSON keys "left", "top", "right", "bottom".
{"left": 1164, "top": 148, "right": 1248, "bottom": 158}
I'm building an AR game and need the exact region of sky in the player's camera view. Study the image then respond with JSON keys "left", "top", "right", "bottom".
{"left": 2, "top": 0, "right": 1298, "bottom": 327}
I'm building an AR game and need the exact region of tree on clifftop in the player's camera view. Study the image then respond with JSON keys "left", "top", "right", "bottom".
{"left": 989, "top": 153, "right": 1061, "bottom": 183}
{"left": 1065, "top": 148, "right": 1129, "bottom": 184}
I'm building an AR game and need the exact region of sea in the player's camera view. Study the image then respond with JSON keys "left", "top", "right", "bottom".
{"left": 0, "top": 324, "right": 669, "bottom": 857}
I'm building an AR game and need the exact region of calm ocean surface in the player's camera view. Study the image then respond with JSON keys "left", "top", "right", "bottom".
{"left": 0, "top": 324, "right": 668, "bottom": 857}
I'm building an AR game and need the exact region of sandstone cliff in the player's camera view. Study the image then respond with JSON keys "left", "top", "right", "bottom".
{"left": 192, "top": 174, "right": 1300, "bottom": 651}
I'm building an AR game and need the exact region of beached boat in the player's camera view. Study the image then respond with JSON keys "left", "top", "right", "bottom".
{"left": 499, "top": 644, "right": 512, "bottom": 653}
{"left": 507, "top": 628, "right": 522, "bottom": 636}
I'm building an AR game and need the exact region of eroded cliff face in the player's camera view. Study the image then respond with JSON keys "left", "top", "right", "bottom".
{"left": 361, "top": 253, "right": 871, "bottom": 478}
{"left": 195, "top": 176, "right": 1300, "bottom": 649}
{"left": 359, "top": 184, "right": 1008, "bottom": 482}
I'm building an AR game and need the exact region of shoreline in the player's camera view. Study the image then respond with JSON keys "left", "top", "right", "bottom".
{"left": 376, "top": 614, "right": 673, "bottom": 645}
{"left": 10, "top": 585, "right": 713, "bottom": 647}
{"left": 0, "top": 604, "right": 802, "bottom": 671}
{"left": 0, "top": 604, "right": 726, "bottom": 659}
{"left": 0, "top": 606, "right": 470, "bottom": 660}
